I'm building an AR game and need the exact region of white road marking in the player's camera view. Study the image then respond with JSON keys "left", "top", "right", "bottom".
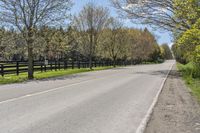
{"left": 135, "top": 62, "right": 175, "bottom": 133}
{"left": 0, "top": 74, "right": 114, "bottom": 105}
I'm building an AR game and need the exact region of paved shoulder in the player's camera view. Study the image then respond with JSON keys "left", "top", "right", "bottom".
{"left": 145, "top": 65, "right": 200, "bottom": 133}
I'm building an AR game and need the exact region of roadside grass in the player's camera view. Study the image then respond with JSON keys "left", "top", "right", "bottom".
{"left": 0, "top": 66, "right": 113, "bottom": 85}
{"left": 177, "top": 63, "right": 200, "bottom": 101}
{"left": 142, "top": 60, "right": 164, "bottom": 64}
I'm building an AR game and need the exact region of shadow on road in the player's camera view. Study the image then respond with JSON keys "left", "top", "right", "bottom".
{"left": 135, "top": 70, "right": 180, "bottom": 78}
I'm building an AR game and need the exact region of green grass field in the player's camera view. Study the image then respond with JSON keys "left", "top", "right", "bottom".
{"left": 0, "top": 66, "right": 113, "bottom": 85}
{"left": 177, "top": 63, "right": 200, "bottom": 101}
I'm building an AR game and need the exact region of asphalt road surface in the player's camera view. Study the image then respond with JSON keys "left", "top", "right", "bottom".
{"left": 0, "top": 60, "right": 174, "bottom": 133}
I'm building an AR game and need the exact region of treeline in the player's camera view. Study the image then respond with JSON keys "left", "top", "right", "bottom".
{"left": 0, "top": 4, "right": 168, "bottom": 64}
{"left": 0, "top": 2, "right": 171, "bottom": 79}
{"left": 0, "top": 25, "right": 164, "bottom": 64}
{"left": 172, "top": 0, "right": 200, "bottom": 77}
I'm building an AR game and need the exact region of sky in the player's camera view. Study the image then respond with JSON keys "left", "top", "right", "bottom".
{"left": 71, "top": 0, "right": 173, "bottom": 46}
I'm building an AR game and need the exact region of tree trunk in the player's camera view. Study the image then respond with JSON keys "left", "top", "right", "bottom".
{"left": 89, "top": 29, "right": 93, "bottom": 70}
{"left": 27, "top": 29, "right": 34, "bottom": 79}
{"left": 89, "top": 55, "right": 92, "bottom": 70}
{"left": 28, "top": 46, "right": 34, "bottom": 79}
{"left": 113, "top": 57, "right": 116, "bottom": 67}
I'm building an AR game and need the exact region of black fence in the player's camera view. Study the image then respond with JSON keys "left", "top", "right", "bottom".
{"left": 0, "top": 60, "right": 130, "bottom": 77}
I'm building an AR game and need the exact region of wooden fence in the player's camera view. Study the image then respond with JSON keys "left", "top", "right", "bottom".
{"left": 0, "top": 60, "right": 129, "bottom": 77}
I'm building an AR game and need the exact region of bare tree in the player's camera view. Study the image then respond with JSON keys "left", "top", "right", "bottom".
{"left": 73, "top": 3, "right": 110, "bottom": 69}
{"left": 0, "top": 0, "right": 72, "bottom": 79}
{"left": 110, "top": 0, "right": 199, "bottom": 32}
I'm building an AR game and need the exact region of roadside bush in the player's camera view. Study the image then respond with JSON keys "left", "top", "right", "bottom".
{"left": 177, "top": 62, "right": 200, "bottom": 101}
{"left": 177, "top": 62, "right": 194, "bottom": 77}
{"left": 193, "top": 45, "right": 200, "bottom": 77}
{"left": 177, "top": 61, "right": 200, "bottom": 79}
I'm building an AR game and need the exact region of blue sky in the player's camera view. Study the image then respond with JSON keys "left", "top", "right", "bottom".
{"left": 71, "top": 0, "right": 172, "bottom": 46}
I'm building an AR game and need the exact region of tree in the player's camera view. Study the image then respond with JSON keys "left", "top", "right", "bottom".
{"left": 171, "top": 1, "right": 200, "bottom": 65}
{"left": 161, "top": 44, "right": 173, "bottom": 60}
{"left": 38, "top": 26, "right": 55, "bottom": 60}
{"left": 176, "top": 18, "right": 200, "bottom": 62}
{"left": 150, "top": 44, "right": 162, "bottom": 62}
{"left": 100, "top": 18, "right": 128, "bottom": 67}
{"left": 173, "top": 0, "right": 200, "bottom": 31}
{"left": 128, "top": 28, "right": 159, "bottom": 62}
{"left": 73, "top": 3, "right": 110, "bottom": 69}
{"left": 172, "top": 43, "right": 186, "bottom": 64}
{"left": 110, "top": 0, "right": 200, "bottom": 32}
{"left": 0, "top": 0, "right": 72, "bottom": 79}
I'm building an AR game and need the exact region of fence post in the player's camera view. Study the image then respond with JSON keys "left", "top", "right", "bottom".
{"left": 64, "top": 60, "right": 66, "bottom": 69}
{"left": 55, "top": 61, "right": 57, "bottom": 71}
{"left": 66, "top": 60, "right": 68, "bottom": 69}
{"left": 16, "top": 61, "right": 19, "bottom": 76}
{"left": 78, "top": 60, "right": 80, "bottom": 69}
{"left": 83, "top": 62, "right": 85, "bottom": 68}
{"left": 84, "top": 62, "right": 86, "bottom": 68}
{"left": 72, "top": 60, "right": 74, "bottom": 69}
{"left": 1, "top": 64, "right": 4, "bottom": 77}
{"left": 58, "top": 61, "right": 61, "bottom": 70}
{"left": 40, "top": 62, "right": 43, "bottom": 72}
{"left": 94, "top": 61, "right": 96, "bottom": 67}
{"left": 50, "top": 62, "right": 53, "bottom": 71}
{"left": 44, "top": 65, "right": 47, "bottom": 72}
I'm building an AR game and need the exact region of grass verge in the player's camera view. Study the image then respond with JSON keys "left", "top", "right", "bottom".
{"left": 0, "top": 66, "right": 113, "bottom": 85}
{"left": 177, "top": 63, "right": 200, "bottom": 101}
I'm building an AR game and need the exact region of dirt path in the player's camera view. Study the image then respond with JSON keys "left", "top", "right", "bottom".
{"left": 145, "top": 65, "right": 200, "bottom": 133}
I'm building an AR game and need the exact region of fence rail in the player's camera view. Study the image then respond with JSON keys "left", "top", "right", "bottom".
{"left": 0, "top": 60, "right": 129, "bottom": 77}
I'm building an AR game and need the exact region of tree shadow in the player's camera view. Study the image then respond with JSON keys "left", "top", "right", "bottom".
{"left": 135, "top": 69, "right": 180, "bottom": 78}
{"left": 28, "top": 73, "right": 89, "bottom": 84}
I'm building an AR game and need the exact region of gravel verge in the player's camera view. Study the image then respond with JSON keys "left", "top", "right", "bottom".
{"left": 145, "top": 65, "right": 200, "bottom": 133}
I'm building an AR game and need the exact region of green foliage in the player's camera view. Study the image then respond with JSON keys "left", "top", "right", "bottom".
{"left": 177, "top": 61, "right": 200, "bottom": 78}
{"left": 173, "top": 0, "right": 200, "bottom": 29}
{"left": 192, "top": 18, "right": 200, "bottom": 29}
{"left": 127, "top": 28, "right": 161, "bottom": 62}
{"left": 193, "top": 45, "right": 200, "bottom": 76}
{"left": 177, "top": 62, "right": 195, "bottom": 77}
{"left": 160, "top": 44, "right": 173, "bottom": 60}
{"left": 174, "top": 15, "right": 200, "bottom": 70}
{"left": 177, "top": 28, "right": 200, "bottom": 60}
{"left": 194, "top": 45, "right": 200, "bottom": 63}
{"left": 0, "top": 25, "right": 162, "bottom": 65}
{"left": 174, "top": 1, "right": 200, "bottom": 101}
{"left": 177, "top": 63, "right": 200, "bottom": 101}
{"left": 172, "top": 43, "right": 187, "bottom": 64}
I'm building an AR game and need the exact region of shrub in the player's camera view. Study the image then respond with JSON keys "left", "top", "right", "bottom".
{"left": 178, "top": 61, "right": 200, "bottom": 78}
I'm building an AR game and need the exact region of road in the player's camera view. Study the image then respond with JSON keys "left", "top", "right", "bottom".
{"left": 0, "top": 60, "right": 174, "bottom": 133}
